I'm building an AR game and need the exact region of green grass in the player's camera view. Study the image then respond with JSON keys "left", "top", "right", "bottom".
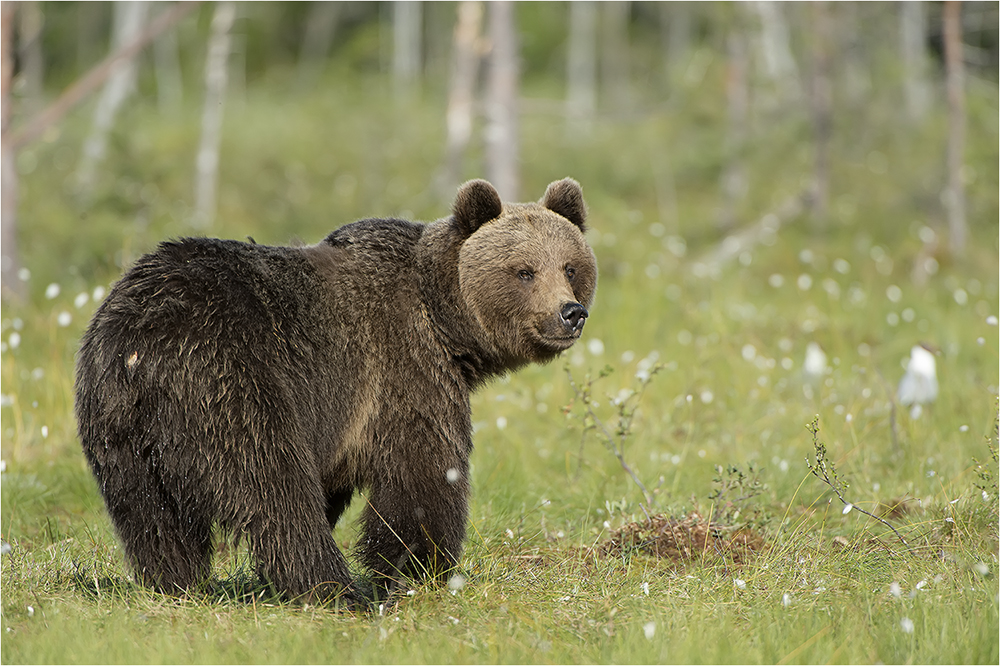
{"left": 2, "top": 59, "right": 998, "bottom": 664}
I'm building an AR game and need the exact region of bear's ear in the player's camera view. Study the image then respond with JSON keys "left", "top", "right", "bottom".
{"left": 453, "top": 179, "right": 503, "bottom": 235}
{"left": 541, "top": 178, "right": 587, "bottom": 231}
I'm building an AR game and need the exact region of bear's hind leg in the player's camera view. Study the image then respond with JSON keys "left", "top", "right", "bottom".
{"left": 244, "top": 489, "right": 358, "bottom": 606}
{"left": 100, "top": 460, "right": 214, "bottom": 593}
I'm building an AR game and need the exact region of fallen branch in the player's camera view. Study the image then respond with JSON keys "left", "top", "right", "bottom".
{"left": 804, "top": 416, "right": 914, "bottom": 555}
{"left": 5, "top": 1, "right": 201, "bottom": 151}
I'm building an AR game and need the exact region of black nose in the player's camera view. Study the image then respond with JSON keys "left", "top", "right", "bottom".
{"left": 560, "top": 302, "right": 589, "bottom": 333}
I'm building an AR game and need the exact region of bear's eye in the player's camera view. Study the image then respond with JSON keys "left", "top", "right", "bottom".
{"left": 565, "top": 266, "right": 576, "bottom": 280}
{"left": 518, "top": 269, "right": 535, "bottom": 282}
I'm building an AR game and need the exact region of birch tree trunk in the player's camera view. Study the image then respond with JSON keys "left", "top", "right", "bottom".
{"left": 750, "top": 1, "right": 800, "bottom": 108}
{"left": 943, "top": 0, "right": 967, "bottom": 254}
{"left": 601, "top": 1, "right": 630, "bottom": 117}
{"left": 393, "top": 1, "right": 422, "bottom": 98}
{"left": 75, "top": 1, "right": 149, "bottom": 197}
{"left": 194, "top": 1, "right": 236, "bottom": 229}
{"left": 660, "top": 2, "right": 692, "bottom": 89}
{"left": 808, "top": 1, "right": 832, "bottom": 224}
{"left": 441, "top": 1, "right": 482, "bottom": 197}
{"left": 295, "top": 1, "right": 340, "bottom": 92}
{"left": 899, "top": 1, "right": 930, "bottom": 122}
{"left": 153, "top": 1, "right": 183, "bottom": 113}
{"left": 2, "top": 3, "right": 22, "bottom": 301}
{"left": 720, "top": 27, "right": 748, "bottom": 231}
{"left": 485, "top": 0, "right": 518, "bottom": 201}
{"left": 566, "top": 1, "right": 597, "bottom": 132}
{"left": 17, "top": 1, "right": 44, "bottom": 117}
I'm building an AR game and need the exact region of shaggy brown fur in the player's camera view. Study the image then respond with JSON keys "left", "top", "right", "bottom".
{"left": 75, "top": 178, "right": 597, "bottom": 605}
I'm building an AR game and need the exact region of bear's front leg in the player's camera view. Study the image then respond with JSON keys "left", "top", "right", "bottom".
{"left": 359, "top": 454, "right": 470, "bottom": 598}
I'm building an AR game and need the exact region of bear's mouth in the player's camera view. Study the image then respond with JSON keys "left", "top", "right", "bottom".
{"left": 534, "top": 329, "right": 583, "bottom": 353}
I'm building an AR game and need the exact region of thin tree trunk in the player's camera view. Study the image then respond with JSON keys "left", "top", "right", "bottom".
{"left": 485, "top": 0, "right": 518, "bottom": 201}
{"left": 1, "top": 3, "right": 22, "bottom": 301}
{"left": 660, "top": 2, "right": 692, "bottom": 90}
{"left": 17, "top": 1, "right": 44, "bottom": 117}
{"left": 600, "top": 1, "right": 630, "bottom": 117}
{"left": 720, "top": 27, "right": 748, "bottom": 231}
{"left": 808, "top": 1, "right": 832, "bottom": 224}
{"left": 441, "top": 1, "right": 482, "bottom": 198}
{"left": 294, "top": 1, "right": 339, "bottom": 92}
{"left": 153, "top": 1, "right": 183, "bottom": 113}
{"left": 75, "top": 1, "right": 149, "bottom": 198}
{"left": 943, "top": 0, "right": 967, "bottom": 254}
{"left": 566, "top": 1, "right": 597, "bottom": 132}
{"left": 899, "top": 1, "right": 930, "bottom": 122}
{"left": 751, "top": 0, "right": 800, "bottom": 107}
{"left": 393, "top": 1, "right": 422, "bottom": 98}
{"left": 194, "top": 1, "right": 236, "bottom": 229}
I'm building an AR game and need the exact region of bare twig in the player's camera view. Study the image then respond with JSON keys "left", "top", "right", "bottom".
{"left": 804, "top": 416, "right": 914, "bottom": 555}
{"left": 566, "top": 365, "right": 660, "bottom": 517}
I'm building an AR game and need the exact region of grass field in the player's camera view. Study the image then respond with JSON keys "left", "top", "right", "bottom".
{"left": 2, "top": 62, "right": 998, "bottom": 664}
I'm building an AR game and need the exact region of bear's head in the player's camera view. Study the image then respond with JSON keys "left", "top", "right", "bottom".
{"left": 453, "top": 178, "right": 597, "bottom": 365}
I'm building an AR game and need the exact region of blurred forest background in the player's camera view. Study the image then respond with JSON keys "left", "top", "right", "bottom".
{"left": 1, "top": 4, "right": 999, "bottom": 662}
{"left": 0, "top": 0, "right": 997, "bottom": 300}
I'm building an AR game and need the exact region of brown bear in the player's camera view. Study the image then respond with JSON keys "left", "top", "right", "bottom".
{"left": 75, "top": 178, "right": 597, "bottom": 605}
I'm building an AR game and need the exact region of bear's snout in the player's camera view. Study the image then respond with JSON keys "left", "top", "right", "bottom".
{"left": 560, "top": 302, "right": 589, "bottom": 334}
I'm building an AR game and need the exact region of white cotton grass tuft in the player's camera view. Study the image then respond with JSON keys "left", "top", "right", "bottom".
{"left": 898, "top": 344, "right": 938, "bottom": 419}
{"left": 900, "top": 617, "right": 914, "bottom": 634}
{"left": 447, "top": 574, "right": 467, "bottom": 593}
{"left": 643, "top": 622, "right": 656, "bottom": 640}
{"left": 803, "top": 342, "right": 827, "bottom": 380}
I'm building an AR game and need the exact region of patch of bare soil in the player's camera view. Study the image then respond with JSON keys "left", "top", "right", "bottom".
{"left": 599, "top": 512, "right": 765, "bottom": 565}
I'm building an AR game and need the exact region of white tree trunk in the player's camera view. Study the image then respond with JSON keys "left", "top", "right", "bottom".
{"left": 75, "top": 0, "right": 149, "bottom": 197}
{"left": 194, "top": 1, "right": 236, "bottom": 229}
{"left": 485, "top": 0, "right": 518, "bottom": 201}
{"left": 600, "top": 1, "right": 630, "bottom": 116}
{"left": 943, "top": 0, "right": 966, "bottom": 253}
{"left": 808, "top": 1, "right": 832, "bottom": 224}
{"left": 1, "top": 3, "right": 22, "bottom": 301}
{"left": 295, "top": 2, "right": 340, "bottom": 92}
{"left": 750, "top": 0, "right": 800, "bottom": 105}
{"left": 441, "top": 1, "right": 482, "bottom": 197}
{"left": 153, "top": 1, "right": 183, "bottom": 113}
{"left": 393, "top": 1, "right": 422, "bottom": 97}
{"left": 720, "top": 29, "right": 748, "bottom": 231}
{"left": 566, "top": 1, "right": 597, "bottom": 131}
{"left": 899, "top": 1, "right": 930, "bottom": 122}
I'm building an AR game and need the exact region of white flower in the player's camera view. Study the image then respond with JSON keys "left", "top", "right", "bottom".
{"left": 734, "top": 578, "right": 746, "bottom": 590}
{"left": 495, "top": 416, "right": 507, "bottom": 430}
{"left": 57, "top": 311, "right": 72, "bottom": 327}
{"left": 8, "top": 332, "right": 20, "bottom": 350}
{"left": 781, "top": 593, "right": 791, "bottom": 607}
{"left": 587, "top": 338, "right": 605, "bottom": 356}
{"left": 900, "top": 617, "right": 914, "bottom": 634}
{"left": 74, "top": 292, "right": 90, "bottom": 309}
{"left": 842, "top": 503, "right": 853, "bottom": 515}
{"left": 92, "top": 285, "right": 107, "bottom": 302}
{"left": 45, "top": 283, "right": 60, "bottom": 299}
{"left": 642, "top": 582, "right": 649, "bottom": 596}
{"left": 643, "top": 622, "right": 656, "bottom": 640}
{"left": 889, "top": 582, "right": 902, "bottom": 598}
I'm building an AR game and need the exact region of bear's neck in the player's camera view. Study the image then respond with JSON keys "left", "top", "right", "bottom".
{"left": 416, "top": 220, "right": 518, "bottom": 388}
